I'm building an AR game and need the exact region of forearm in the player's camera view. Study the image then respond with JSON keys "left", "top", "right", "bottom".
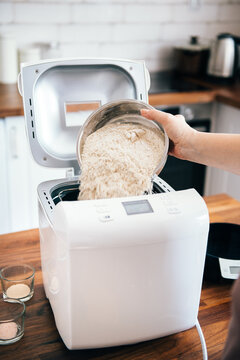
{"left": 140, "top": 108, "right": 240, "bottom": 175}
{"left": 184, "top": 131, "right": 240, "bottom": 175}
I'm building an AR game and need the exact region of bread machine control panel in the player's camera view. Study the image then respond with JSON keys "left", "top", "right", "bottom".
{"left": 93, "top": 193, "right": 183, "bottom": 224}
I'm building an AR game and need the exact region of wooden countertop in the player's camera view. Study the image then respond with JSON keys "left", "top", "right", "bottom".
{"left": 0, "top": 193, "right": 240, "bottom": 360}
{"left": 0, "top": 83, "right": 24, "bottom": 118}
{"left": 1, "top": 76, "right": 240, "bottom": 118}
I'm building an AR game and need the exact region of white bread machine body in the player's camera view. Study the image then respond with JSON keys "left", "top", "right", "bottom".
{"left": 38, "top": 184, "right": 209, "bottom": 350}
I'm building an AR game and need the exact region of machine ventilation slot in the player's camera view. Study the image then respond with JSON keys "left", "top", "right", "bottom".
{"left": 29, "top": 99, "right": 34, "bottom": 131}
{"left": 155, "top": 178, "right": 171, "bottom": 193}
{"left": 43, "top": 191, "right": 54, "bottom": 211}
{"left": 152, "top": 182, "right": 166, "bottom": 194}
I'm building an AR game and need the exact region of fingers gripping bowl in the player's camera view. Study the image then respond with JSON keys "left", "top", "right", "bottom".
{"left": 76, "top": 100, "right": 169, "bottom": 200}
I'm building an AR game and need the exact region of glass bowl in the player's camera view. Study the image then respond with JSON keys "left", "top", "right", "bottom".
{"left": 0, "top": 264, "right": 35, "bottom": 302}
{"left": 0, "top": 298, "right": 25, "bottom": 345}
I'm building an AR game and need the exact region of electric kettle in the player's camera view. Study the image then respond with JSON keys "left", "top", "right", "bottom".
{"left": 207, "top": 33, "right": 240, "bottom": 79}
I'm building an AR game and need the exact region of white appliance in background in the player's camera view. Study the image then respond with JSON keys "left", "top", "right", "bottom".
{"left": 0, "top": 33, "right": 18, "bottom": 84}
{"left": 0, "top": 116, "right": 72, "bottom": 234}
{"left": 0, "top": 119, "right": 10, "bottom": 234}
{"left": 19, "top": 58, "right": 209, "bottom": 356}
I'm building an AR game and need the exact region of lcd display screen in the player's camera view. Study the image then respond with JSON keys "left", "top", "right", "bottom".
{"left": 229, "top": 266, "right": 240, "bottom": 275}
{"left": 122, "top": 199, "right": 153, "bottom": 215}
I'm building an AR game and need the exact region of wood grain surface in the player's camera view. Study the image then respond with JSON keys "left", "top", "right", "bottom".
{"left": 0, "top": 193, "right": 239, "bottom": 360}
{"left": 149, "top": 90, "right": 216, "bottom": 107}
{"left": 0, "top": 83, "right": 24, "bottom": 117}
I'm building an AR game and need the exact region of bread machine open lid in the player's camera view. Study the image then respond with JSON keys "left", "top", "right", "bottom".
{"left": 18, "top": 58, "right": 150, "bottom": 175}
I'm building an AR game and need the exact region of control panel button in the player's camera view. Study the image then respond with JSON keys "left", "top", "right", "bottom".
{"left": 167, "top": 206, "right": 181, "bottom": 214}
{"left": 99, "top": 214, "right": 114, "bottom": 222}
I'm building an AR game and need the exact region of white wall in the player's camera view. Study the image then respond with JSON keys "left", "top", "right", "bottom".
{"left": 0, "top": 0, "right": 240, "bottom": 72}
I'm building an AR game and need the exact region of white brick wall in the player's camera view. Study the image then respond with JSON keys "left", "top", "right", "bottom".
{"left": 218, "top": 4, "right": 240, "bottom": 21}
{"left": 72, "top": 4, "right": 124, "bottom": 23}
{"left": 59, "top": 24, "right": 113, "bottom": 43}
{"left": 172, "top": 5, "right": 218, "bottom": 22}
{"left": 162, "top": 23, "right": 207, "bottom": 41}
{"left": 14, "top": 3, "right": 71, "bottom": 24}
{"left": 0, "top": 0, "right": 240, "bottom": 72}
{"left": 112, "top": 24, "right": 161, "bottom": 42}
{"left": 124, "top": 5, "right": 172, "bottom": 23}
{"left": 0, "top": 3, "right": 13, "bottom": 23}
{"left": 1, "top": 24, "right": 59, "bottom": 44}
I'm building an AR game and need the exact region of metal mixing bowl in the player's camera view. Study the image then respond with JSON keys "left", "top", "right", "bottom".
{"left": 76, "top": 99, "right": 169, "bottom": 175}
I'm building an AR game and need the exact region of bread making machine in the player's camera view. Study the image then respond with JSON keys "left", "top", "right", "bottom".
{"left": 18, "top": 58, "right": 209, "bottom": 350}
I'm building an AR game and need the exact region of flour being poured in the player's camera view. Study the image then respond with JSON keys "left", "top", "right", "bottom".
{"left": 78, "top": 121, "right": 165, "bottom": 200}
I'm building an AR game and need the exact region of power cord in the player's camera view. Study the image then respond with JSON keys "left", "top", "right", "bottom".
{"left": 196, "top": 318, "right": 208, "bottom": 360}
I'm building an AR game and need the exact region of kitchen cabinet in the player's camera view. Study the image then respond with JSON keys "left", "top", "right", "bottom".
{"left": 0, "top": 116, "right": 72, "bottom": 235}
{"left": 205, "top": 103, "right": 240, "bottom": 200}
{"left": 0, "top": 118, "right": 10, "bottom": 234}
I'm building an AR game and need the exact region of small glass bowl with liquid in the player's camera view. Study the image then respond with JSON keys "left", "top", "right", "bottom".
{"left": 0, "top": 264, "right": 35, "bottom": 302}
{"left": 0, "top": 298, "right": 25, "bottom": 345}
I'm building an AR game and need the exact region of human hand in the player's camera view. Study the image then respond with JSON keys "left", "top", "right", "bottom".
{"left": 141, "top": 108, "right": 196, "bottom": 160}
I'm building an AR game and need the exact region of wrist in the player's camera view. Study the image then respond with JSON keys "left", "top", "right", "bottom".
{"left": 180, "top": 128, "right": 199, "bottom": 161}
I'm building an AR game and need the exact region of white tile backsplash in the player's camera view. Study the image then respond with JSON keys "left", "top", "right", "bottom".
{"left": 0, "top": 3, "right": 13, "bottom": 23}
{"left": 207, "top": 22, "right": 240, "bottom": 38}
{"left": 14, "top": 3, "right": 71, "bottom": 24}
{"left": 72, "top": 4, "right": 124, "bottom": 23}
{"left": 0, "top": 0, "right": 239, "bottom": 72}
{"left": 162, "top": 23, "right": 207, "bottom": 41}
{"left": 59, "top": 24, "right": 113, "bottom": 43}
{"left": 98, "top": 42, "right": 152, "bottom": 60}
{"left": 60, "top": 42, "right": 100, "bottom": 58}
{"left": 0, "top": 24, "right": 59, "bottom": 45}
{"left": 172, "top": 4, "right": 218, "bottom": 22}
{"left": 218, "top": 4, "right": 240, "bottom": 21}
{"left": 112, "top": 23, "right": 161, "bottom": 42}
{"left": 124, "top": 5, "right": 172, "bottom": 23}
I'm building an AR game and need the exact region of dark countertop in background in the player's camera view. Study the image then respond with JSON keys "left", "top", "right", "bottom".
{"left": 149, "top": 71, "right": 240, "bottom": 109}
{"left": 0, "top": 73, "right": 240, "bottom": 118}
